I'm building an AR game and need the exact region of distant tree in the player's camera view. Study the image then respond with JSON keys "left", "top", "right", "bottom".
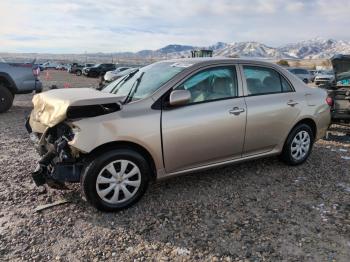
{"left": 321, "top": 60, "right": 331, "bottom": 68}
{"left": 277, "top": 59, "right": 289, "bottom": 67}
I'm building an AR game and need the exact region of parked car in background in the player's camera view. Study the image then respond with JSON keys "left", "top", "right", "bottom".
{"left": 68, "top": 63, "right": 87, "bottom": 75}
{"left": 104, "top": 67, "right": 132, "bottom": 82}
{"left": 314, "top": 70, "right": 335, "bottom": 86}
{"left": 41, "top": 61, "right": 59, "bottom": 70}
{"left": 99, "top": 67, "right": 139, "bottom": 90}
{"left": 83, "top": 63, "right": 116, "bottom": 77}
{"left": 325, "top": 54, "right": 350, "bottom": 124}
{"left": 287, "top": 68, "right": 313, "bottom": 83}
{"left": 309, "top": 70, "right": 317, "bottom": 82}
{"left": 56, "top": 64, "right": 70, "bottom": 71}
{"left": 26, "top": 58, "right": 330, "bottom": 211}
{"left": 0, "top": 62, "right": 42, "bottom": 113}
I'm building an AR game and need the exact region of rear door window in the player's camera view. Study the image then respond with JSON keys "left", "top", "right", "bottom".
{"left": 243, "top": 65, "right": 293, "bottom": 95}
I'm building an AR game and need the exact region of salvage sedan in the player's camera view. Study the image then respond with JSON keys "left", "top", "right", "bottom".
{"left": 26, "top": 58, "right": 331, "bottom": 211}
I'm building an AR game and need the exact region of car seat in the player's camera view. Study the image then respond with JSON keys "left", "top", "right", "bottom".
{"left": 246, "top": 78, "right": 261, "bottom": 95}
{"left": 207, "top": 77, "right": 232, "bottom": 100}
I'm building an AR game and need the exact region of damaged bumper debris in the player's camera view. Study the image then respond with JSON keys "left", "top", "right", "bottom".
{"left": 26, "top": 117, "right": 83, "bottom": 189}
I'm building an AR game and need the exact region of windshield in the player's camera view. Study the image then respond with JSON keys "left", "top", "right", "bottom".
{"left": 318, "top": 70, "right": 333, "bottom": 75}
{"left": 102, "top": 61, "right": 190, "bottom": 102}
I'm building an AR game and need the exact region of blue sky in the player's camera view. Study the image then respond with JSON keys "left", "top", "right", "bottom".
{"left": 0, "top": 0, "right": 349, "bottom": 53}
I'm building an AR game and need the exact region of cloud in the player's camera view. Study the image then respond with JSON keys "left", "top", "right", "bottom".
{"left": 0, "top": 0, "right": 349, "bottom": 53}
{"left": 286, "top": 2, "right": 305, "bottom": 12}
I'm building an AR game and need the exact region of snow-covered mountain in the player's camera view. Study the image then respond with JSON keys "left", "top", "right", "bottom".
{"left": 277, "top": 38, "right": 350, "bottom": 59}
{"left": 134, "top": 38, "right": 350, "bottom": 59}
{"left": 2, "top": 38, "right": 350, "bottom": 63}
{"left": 214, "top": 41, "right": 288, "bottom": 58}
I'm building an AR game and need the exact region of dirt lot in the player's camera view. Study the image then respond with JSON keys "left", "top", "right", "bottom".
{"left": 0, "top": 70, "right": 349, "bottom": 261}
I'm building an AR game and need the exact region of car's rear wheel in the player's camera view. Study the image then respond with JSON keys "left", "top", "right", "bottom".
{"left": 280, "top": 124, "right": 314, "bottom": 165}
{"left": 0, "top": 84, "right": 14, "bottom": 113}
{"left": 76, "top": 70, "right": 82, "bottom": 76}
{"left": 81, "top": 149, "right": 150, "bottom": 212}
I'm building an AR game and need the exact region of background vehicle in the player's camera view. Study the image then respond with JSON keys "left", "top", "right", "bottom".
{"left": 68, "top": 63, "right": 90, "bottom": 75}
{"left": 0, "top": 62, "right": 42, "bottom": 113}
{"left": 41, "top": 61, "right": 59, "bottom": 70}
{"left": 287, "top": 68, "right": 313, "bottom": 83}
{"left": 309, "top": 70, "right": 317, "bottom": 82}
{"left": 55, "top": 64, "right": 70, "bottom": 71}
{"left": 314, "top": 70, "right": 335, "bottom": 86}
{"left": 104, "top": 67, "right": 132, "bottom": 82}
{"left": 83, "top": 63, "right": 116, "bottom": 77}
{"left": 326, "top": 54, "right": 350, "bottom": 124}
{"left": 27, "top": 59, "right": 330, "bottom": 211}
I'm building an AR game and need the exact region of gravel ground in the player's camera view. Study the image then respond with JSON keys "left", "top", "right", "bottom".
{"left": 0, "top": 71, "right": 349, "bottom": 261}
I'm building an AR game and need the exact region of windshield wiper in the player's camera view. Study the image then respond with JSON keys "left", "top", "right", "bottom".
{"left": 109, "top": 69, "right": 140, "bottom": 93}
{"left": 124, "top": 72, "right": 145, "bottom": 104}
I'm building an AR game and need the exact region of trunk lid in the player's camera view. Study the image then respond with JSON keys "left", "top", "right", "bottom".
{"left": 328, "top": 55, "right": 350, "bottom": 123}
{"left": 331, "top": 54, "right": 350, "bottom": 87}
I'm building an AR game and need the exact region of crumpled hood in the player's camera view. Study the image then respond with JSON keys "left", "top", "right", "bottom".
{"left": 31, "top": 88, "right": 121, "bottom": 127}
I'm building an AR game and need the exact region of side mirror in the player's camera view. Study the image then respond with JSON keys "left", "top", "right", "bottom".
{"left": 169, "top": 90, "right": 191, "bottom": 106}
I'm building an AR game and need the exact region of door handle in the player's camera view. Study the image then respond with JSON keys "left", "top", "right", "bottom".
{"left": 229, "top": 107, "right": 245, "bottom": 115}
{"left": 287, "top": 100, "right": 298, "bottom": 106}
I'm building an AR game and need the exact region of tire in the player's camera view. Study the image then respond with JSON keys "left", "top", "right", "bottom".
{"left": 303, "top": 78, "right": 308, "bottom": 84}
{"left": 280, "top": 124, "right": 314, "bottom": 166}
{"left": 81, "top": 148, "right": 150, "bottom": 212}
{"left": 76, "top": 70, "right": 82, "bottom": 76}
{"left": 0, "top": 84, "right": 14, "bottom": 113}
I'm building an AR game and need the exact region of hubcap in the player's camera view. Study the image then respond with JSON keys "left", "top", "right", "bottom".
{"left": 291, "top": 130, "right": 310, "bottom": 161}
{"left": 96, "top": 160, "right": 141, "bottom": 204}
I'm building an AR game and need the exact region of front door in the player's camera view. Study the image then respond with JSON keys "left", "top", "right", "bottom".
{"left": 161, "top": 65, "right": 246, "bottom": 173}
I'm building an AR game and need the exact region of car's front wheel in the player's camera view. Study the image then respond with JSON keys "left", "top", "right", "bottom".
{"left": 280, "top": 124, "right": 314, "bottom": 165}
{"left": 81, "top": 149, "right": 150, "bottom": 212}
{"left": 76, "top": 70, "right": 82, "bottom": 76}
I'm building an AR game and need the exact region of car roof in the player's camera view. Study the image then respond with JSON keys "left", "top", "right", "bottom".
{"left": 161, "top": 57, "right": 284, "bottom": 68}
{"left": 287, "top": 67, "right": 309, "bottom": 70}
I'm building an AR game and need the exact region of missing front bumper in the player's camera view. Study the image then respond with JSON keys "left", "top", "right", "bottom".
{"left": 26, "top": 116, "right": 83, "bottom": 188}
{"left": 32, "top": 162, "right": 83, "bottom": 189}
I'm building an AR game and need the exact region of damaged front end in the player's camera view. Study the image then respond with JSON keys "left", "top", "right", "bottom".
{"left": 26, "top": 88, "right": 123, "bottom": 188}
{"left": 26, "top": 119, "right": 83, "bottom": 189}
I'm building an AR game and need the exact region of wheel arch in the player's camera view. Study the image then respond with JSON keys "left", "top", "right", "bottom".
{"left": 85, "top": 141, "right": 157, "bottom": 180}
{"left": 0, "top": 73, "right": 17, "bottom": 94}
{"left": 292, "top": 118, "right": 317, "bottom": 139}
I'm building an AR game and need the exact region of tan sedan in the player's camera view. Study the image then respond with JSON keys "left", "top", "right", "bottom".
{"left": 27, "top": 58, "right": 331, "bottom": 211}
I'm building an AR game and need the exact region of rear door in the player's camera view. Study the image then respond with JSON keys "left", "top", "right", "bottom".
{"left": 240, "top": 64, "right": 301, "bottom": 156}
{"left": 162, "top": 65, "right": 247, "bottom": 173}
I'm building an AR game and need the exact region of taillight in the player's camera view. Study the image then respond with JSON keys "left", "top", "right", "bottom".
{"left": 32, "top": 66, "right": 40, "bottom": 78}
{"left": 326, "top": 97, "right": 334, "bottom": 106}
